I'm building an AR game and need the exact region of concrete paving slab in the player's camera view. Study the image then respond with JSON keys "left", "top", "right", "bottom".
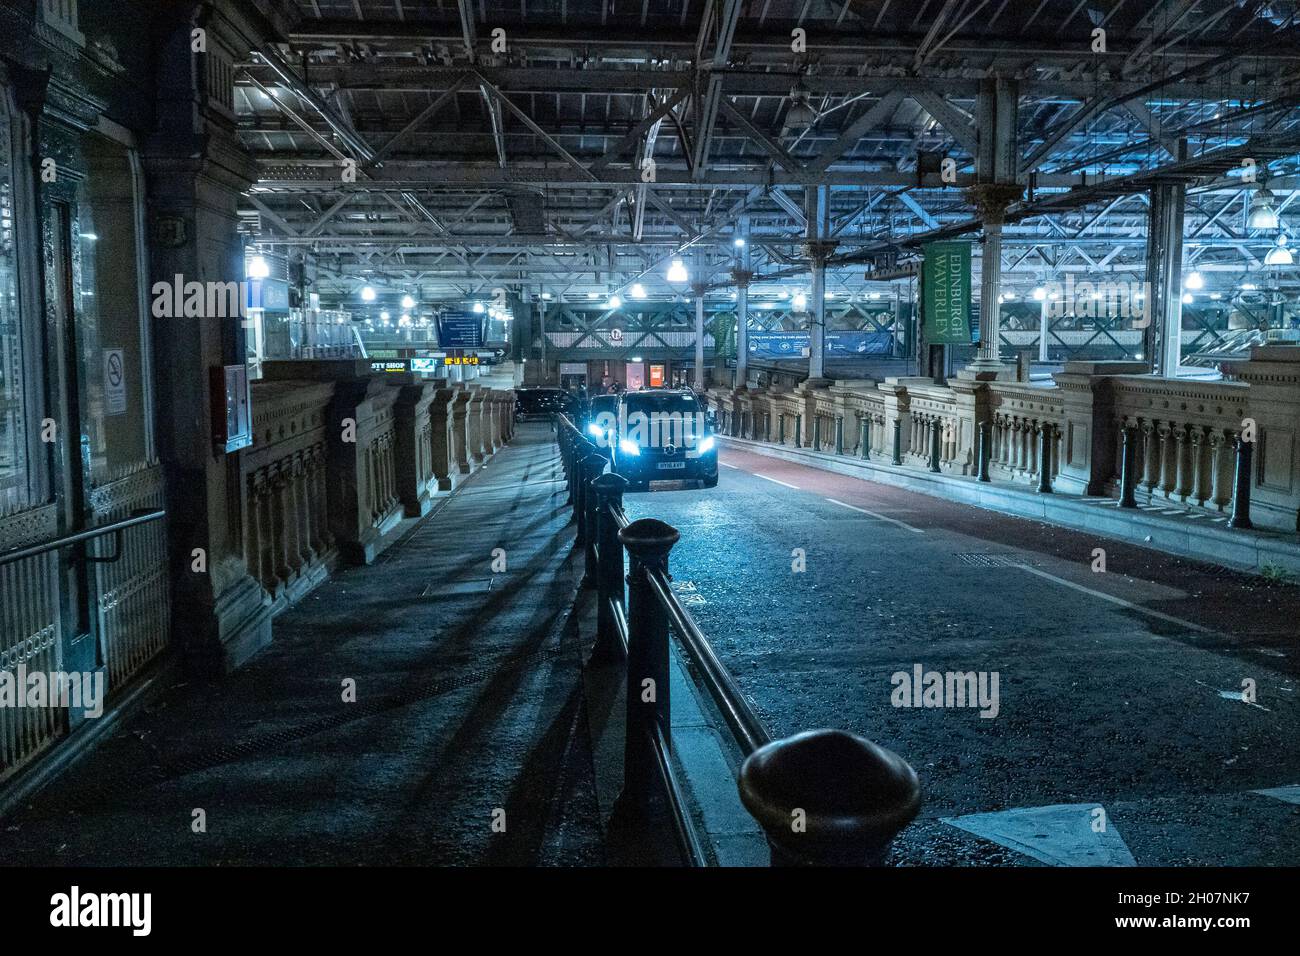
{"left": 941, "top": 804, "right": 1137, "bottom": 866}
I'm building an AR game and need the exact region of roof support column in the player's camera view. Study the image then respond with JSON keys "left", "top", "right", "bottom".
{"left": 1144, "top": 180, "right": 1187, "bottom": 377}
{"left": 963, "top": 183, "right": 1022, "bottom": 378}
{"left": 692, "top": 284, "right": 707, "bottom": 391}
{"left": 961, "top": 77, "right": 1021, "bottom": 381}
{"left": 803, "top": 185, "right": 835, "bottom": 387}
{"left": 733, "top": 214, "right": 752, "bottom": 388}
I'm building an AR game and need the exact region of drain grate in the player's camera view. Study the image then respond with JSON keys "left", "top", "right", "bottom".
{"left": 952, "top": 552, "right": 1030, "bottom": 569}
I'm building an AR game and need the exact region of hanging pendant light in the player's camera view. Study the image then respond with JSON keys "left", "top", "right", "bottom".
{"left": 1264, "top": 233, "right": 1293, "bottom": 267}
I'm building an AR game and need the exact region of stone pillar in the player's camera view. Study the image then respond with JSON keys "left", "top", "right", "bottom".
{"left": 1049, "top": 361, "right": 1149, "bottom": 496}
{"left": 1232, "top": 346, "right": 1300, "bottom": 531}
{"left": 466, "top": 387, "right": 487, "bottom": 463}
{"left": 451, "top": 387, "right": 473, "bottom": 474}
{"left": 428, "top": 387, "right": 457, "bottom": 490}
{"left": 325, "top": 377, "right": 400, "bottom": 565}
{"left": 394, "top": 382, "right": 437, "bottom": 516}
{"left": 143, "top": 0, "right": 273, "bottom": 674}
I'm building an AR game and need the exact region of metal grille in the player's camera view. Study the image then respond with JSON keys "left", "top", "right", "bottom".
{"left": 952, "top": 552, "right": 1030, "bottom": 569}
{"left": 0, "top": 537, "right": 65, "bottom": 783}
{"left": 91, "top": 468, "right": 170, "bottom": 691}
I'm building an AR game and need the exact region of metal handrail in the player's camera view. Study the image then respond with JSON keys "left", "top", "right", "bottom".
{"left": 556, "top": 408, "right": 923, "bottom": 867}
{"left": 0, "top": 509, "right": 167, "bottom": 568}
{"left": 646, "top": 569, "right": 772, "bottom": 757}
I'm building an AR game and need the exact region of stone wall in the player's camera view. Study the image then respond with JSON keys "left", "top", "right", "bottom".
{"left": 707, "top": 346, "right": 1300, "bottom": 534}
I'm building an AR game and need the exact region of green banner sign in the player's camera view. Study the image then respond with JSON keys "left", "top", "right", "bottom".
{"left": 922, "top": 241, "right": 972, "bottom": 344}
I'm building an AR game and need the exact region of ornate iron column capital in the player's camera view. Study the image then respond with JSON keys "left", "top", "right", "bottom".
{"left": 801, "top": 239, "right": 838, "bottom": 266}
{"left": 964, "top": 182, "right": 1024, "bottom": 225}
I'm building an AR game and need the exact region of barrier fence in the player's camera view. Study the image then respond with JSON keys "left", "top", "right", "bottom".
{"left": 555, "top": 412, "right": 922, "bottom": 866}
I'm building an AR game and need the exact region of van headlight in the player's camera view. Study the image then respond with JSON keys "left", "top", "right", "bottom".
{"left": 697, "top": 435, "right": 715, "bottom": 454}
{"left": 618, "top": 438, "right": 642, "bottom": 457}
{"left": 586, "top": 422, "right": 604, "bottom": 438}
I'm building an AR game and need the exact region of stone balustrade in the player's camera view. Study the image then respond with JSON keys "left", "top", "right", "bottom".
{"left": 987, "top": 382, "right": 1066, "bottom": 488}
{"left": 242, "top": 381, "right": 337, "bottom": 614}
{"left": 247, "top": 366, "right": 516, "bottom": 615}
{"left": 705, "top": 345, "right": 1300, "bottom": 534}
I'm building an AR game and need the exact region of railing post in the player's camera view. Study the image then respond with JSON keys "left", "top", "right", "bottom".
{"left": 834, "top": 416, "right": 844, "bottom": 455}
{"left": 859, "top": 416, "right": 870, "bottom": 461}
{"left": 592, "top": 472, "right": 628, "bottom": 660}
{"left": 1037, "top": 424, "right": 1053, "bottom": 494}
{"left": 738, "top": 728, "right": 921, "bottom": 866}
{"left": 977, "top": 420, "right": 991, "bottom": 483}
{"left": 928, "top": 419, "right": 942, "bottom": 473}
{"left": 573, "top": 448, "right": 594, "bottom": 538}
{"left": 619, "top": 518, "right": 679, "bottom": 801}
{"left": 1228, "top": 434, "right": 1254, "bottom": 530}
{"left": 1118, "top": 424, "right": 1138, "bottom": 508}
{"left": 795, "top": 414, "right": 803, "bottom": 448}
{"left": 582, "top": 452, "right": 608, "bottom": 586}
{"left": 559, "top": 425, "right": 574, "bottom": 505}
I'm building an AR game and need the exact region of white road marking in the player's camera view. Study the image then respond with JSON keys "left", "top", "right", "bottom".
{"left": 1016, "top": 564, "right": 1216, "bottom": 635}
{"left": 754, "top": 473, "right": 799, "bottom": 490}
{"left": 1252, "top": 785, "right": 1300, "bottom": 805}
{"left": 825, "top": 497, "right": 925, "bottom": 534}
{"left": 942, "top": 804, "right": 1136, "bottom": 867}
{"left": 720, "top": 462, "right": 740, "bottom": 469}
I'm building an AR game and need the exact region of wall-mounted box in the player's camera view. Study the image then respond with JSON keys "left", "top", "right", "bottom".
{"left": 212, "top": 364, "right": 253, "bottom": 454}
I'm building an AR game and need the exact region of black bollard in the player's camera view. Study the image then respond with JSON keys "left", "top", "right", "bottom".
{"left": 892, "top": 418, "right": 903, "bottom": 466}
{"left": 929, "top": 419, "right": 942, "bottom": 473}
{"left": 977, "top": 420, "right": 991, "bottom": 483}
{"left": 778, "top": 413, "right": 785, "bottom": 446}
{"left": 592, "top": 472, "right": 628, "bottom": 660}
{"left": 835, "top": 416, "right": 844, "bottom": 455}
{"left": 812, "top": 415, "right": 821, "bottom": 452}
{"left": 859, "top": 417, "right": 870, "bottom": 461}
{"left": 738, "top": 728, "right": 922, "bottom": 866}
{"left": 619, "top": 518, "right": 679, "bottom": 800}
{"left": 1118, "top": 425, "right": 1138, "bottom": 508}
{"left": 582, "top": 453, "right": 608, "bottom": 585}
{"left": 1228, "top": 434, "right": 1254, "bottom": 530}
{"left": 1037, "top": 424, "right": 1053, "bottom": 494}
{"left": 795, "top": 414, "right": 803, "bottom": 448}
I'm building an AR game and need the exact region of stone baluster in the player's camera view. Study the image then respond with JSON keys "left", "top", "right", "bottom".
{"left": 1190, "top": 427, "right": 1210, "bottom": 507}
{"left": 1158, "top": 422, "right": 1177, "bottom": 498}
{"left": 1140, "top": 420, "right": 1159, "bottom": 494}
{"left": 1210, "top": 430, "right": 1234, "bottom": 511}
{"left": 1174, "top": 425, "right": 1193, "bottom": 502}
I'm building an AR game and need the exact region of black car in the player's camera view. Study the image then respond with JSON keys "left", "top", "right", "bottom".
{"left": 515, "top": 387, "right": 576, "bottom": 420}
{"left": 609, "top": 390, "right": 719, "bottom": 491}
{"left": 581, "top": 394, "right": 619, "bottom": 445}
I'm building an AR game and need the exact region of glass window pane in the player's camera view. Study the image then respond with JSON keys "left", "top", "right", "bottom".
{"left": 0, "top": 89, "right": 27, "bottom": 517}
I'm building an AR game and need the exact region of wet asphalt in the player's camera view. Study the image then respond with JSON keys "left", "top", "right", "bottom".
{"left": 623, "top": 447, "right": 1300, "bottom": 865}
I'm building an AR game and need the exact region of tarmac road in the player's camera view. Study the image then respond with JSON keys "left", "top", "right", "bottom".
{"left": 623, "top": 445, "right": 1300, "bottom": 866}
